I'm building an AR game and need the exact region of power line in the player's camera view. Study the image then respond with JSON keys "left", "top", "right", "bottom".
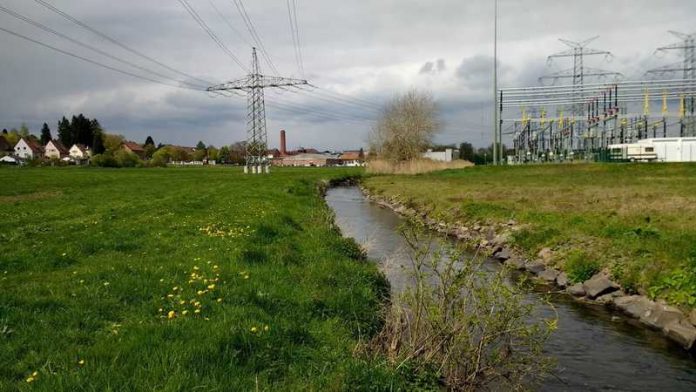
{"left": 177, "top": 0, "right": 248, "bottom": 71}
{"left": 207, "top": 0, "right": 253, "bottom": 47}
{"left": 0, "top": 25, "right": 203, "bottom": 92}
{"left": 286, "top": 0, "right": 303, "bottom": 77}
{"left": 32, "top": 0, "right": 213, "bottom": 87}
{"left": 0, "top": 4, "right": 207, "bottom": 90}
{"left": 230, "top": 0, "right": 279, "bottom": 75}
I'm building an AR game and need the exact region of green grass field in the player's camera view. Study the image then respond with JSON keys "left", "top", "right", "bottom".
{"left": 364, "top": 163, "right": 696, "bottom": 308}
{"left": 0, "top": 167, "right": 420, "bottom": 391}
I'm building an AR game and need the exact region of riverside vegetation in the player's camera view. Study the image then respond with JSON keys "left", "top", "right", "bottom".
{"left": 363, "top": 163, "right": 696, "bottom": 310}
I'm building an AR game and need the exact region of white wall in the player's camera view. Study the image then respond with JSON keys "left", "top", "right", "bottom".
{"left": 422, "top": 148, "right": 457, "bottom": 162}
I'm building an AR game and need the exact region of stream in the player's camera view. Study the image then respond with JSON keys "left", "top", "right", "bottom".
{"left": 325, "top": 186, "right": 696, "bottom": 391}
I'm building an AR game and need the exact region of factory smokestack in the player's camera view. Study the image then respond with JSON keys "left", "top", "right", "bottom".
{"left": 280, "top": 129, "right": 287, "bottom": 156}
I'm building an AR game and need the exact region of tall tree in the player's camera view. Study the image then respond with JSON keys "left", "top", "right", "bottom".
{"left": 58, "top": 117, "right": 72, "bottom": 147}
{"left": 92, "top": 129, "right": 105, "bottom": 154}
{"left": 2, "top": 129, "right": 7, "bottom": 135}
{"left": 40, "top": 123, "right": 52, "bottom": 145}
{"left": 71, "top": 114, "right": 94, "bottom": 147}
{"left": 19, "top": 123, "right": 30, "bottom": 138}
{"left": 89, "top": 119, "right": 102, "bottom": 143}
{"left": 196, "top": 141, "right": 206, "bottom": 150}
{"left": 459, "top": 142, "right": 475, "bottom": 162}
{"left": 145, "top": 136, "right": 155, "bottom": 146}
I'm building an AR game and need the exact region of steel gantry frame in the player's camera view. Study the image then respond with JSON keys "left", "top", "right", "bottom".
{"left": 498, "top": 79, "right": 696, "bottom": 163}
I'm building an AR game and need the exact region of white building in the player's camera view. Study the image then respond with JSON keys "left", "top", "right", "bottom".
{"left": 638, "top": 138, "right": 696, "bottom": 162}
{"left": 422, "top": 148, "right": 458, "bottom": 162}
{"left": 69, "top": 144, "right": 92, "bottom": 160}
{"left": 44, "top": 140, "right": 68, "bottom": 159}
{"left": 14, "top": 138, "right": 42, "bottom": 160}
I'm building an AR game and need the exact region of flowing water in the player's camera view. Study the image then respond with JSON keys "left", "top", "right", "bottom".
{"left": 325, "top": 186, "right": 696, "bottom": 391}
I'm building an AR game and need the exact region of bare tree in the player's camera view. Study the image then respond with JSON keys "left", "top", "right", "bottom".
{"left": 370, "top": 90, "right": 439, "bottom": 162}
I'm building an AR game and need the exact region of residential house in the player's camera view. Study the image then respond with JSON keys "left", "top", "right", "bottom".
{"left": 69, "top": 144, "right": 92, "bottom": 160}
{"left": 44, "top": 140, "right": 69, "bottom": 159}
{"left": 14, "top": 137, "right": 43, "bottom": 160}
{"left": 338, "top": 150, "right": 365, "bottom": 167}
{"left": 123, "top": 141, "right": 146, "bottom": 159}
{"left": 0, "top": 135, "right": 13, "bottom": 157}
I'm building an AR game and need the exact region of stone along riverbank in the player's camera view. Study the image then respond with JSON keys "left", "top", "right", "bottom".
{"left": 326, "top": 186, "right": 696, "bottom": 391}
{"left": 361, "top": 187, "right": 696, "bottom": 353}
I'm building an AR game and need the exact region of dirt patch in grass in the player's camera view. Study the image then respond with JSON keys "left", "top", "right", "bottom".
{"left": 0, "top": 191, "right": 62, "bottom": 204}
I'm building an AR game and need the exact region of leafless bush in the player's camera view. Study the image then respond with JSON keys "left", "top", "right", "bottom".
{"left": 372, "top": 222, "right": 556, "bottom": 391}
{"left": 369, "top": 90, "right": 439, "bottom": 162}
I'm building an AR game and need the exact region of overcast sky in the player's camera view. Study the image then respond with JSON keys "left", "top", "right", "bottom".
{"left": 1, "top": 0, "right": 694, "bottom": 149}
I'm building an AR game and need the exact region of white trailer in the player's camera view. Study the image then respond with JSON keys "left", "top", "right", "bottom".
{"left": 637, "top": 138, "right": 696, "bottom": 162}
{"left": 608, "top": 143, "right": 658, "bottom": 162}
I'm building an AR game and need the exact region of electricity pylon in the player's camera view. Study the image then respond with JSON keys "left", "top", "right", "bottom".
{"left": 540, "top": 37, "right": 622, "bottom": 116}
{"left": 207, "top": 48, "right": 308, "bottom": 174}
{"left": 646, "top": 31, "right": 696, "bottom": 81}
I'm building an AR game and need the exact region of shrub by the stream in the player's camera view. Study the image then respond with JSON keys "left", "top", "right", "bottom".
{"left": 564, "top": 250, "right": 601, "bottom": 283}
{"left": 371, "top": 222, "right": 555, "bottom": 391}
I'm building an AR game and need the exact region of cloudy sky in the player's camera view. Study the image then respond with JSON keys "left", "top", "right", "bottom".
{"left": 1, "top": 0, "right": 694, "bottom": 150}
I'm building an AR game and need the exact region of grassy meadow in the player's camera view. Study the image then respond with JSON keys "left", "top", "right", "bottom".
{"left": 0, "top": 167, "right": 421, "bottom": 390}
{"left": 364, "top": 163, "right": 696, "bottom": 308}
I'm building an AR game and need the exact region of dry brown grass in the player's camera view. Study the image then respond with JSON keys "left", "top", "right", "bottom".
{"left": 366, "top": 159, "right": 473, "bottom": 175}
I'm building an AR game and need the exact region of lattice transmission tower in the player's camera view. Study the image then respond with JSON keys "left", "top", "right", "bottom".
{"left": 646, "top": 31, "right": 696, "bottom": 80}
{"left": 540, "top": 37, "right": 622, "bottom": 115}
{"left": 208, "top": 48, "right": 308, "bottom": 174}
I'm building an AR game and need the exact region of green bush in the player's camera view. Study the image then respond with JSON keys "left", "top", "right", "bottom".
{"left": 564, "top": 250, "right": 601, "bottom": 283}
{"left": 114, "top": 150, "right": 142, "bottom": 168}
{"left": 91, "top": 152, "right": 118, "bottom": 167}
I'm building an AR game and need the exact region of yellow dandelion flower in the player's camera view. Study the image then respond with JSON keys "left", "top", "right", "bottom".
{"left": 158, "top": 308, "right": 163, "bottom": 312}
{"left": 182, "top": 310, "right": 189, "bottom": 316}
{"left": 264, "top": 325, "right": 269, "bottom": 332}
{"left": 244, "top": 274, "right": 250, "bottom": 280}
{"left": 194, "top": 309, "right": 201, "bottom": 314}
{"left": 103, "top": 282, "right": 110, "bottom": 286}
{"left": 197, "top": 290, "right": 205, "bottom": 296}
{"left": 78, "top": 359, "right": 85, "bottom": 366}
{"left": 179, "top": 300, "right": 185, "bottom": 305}
{"left": 32, "top": 371, "right": 38, "bottom": 377}
{"left": 216, "top": 298, "right": 223, "bottom": 303}
{"left": 172, "top": 286, "right": 179, "bottom": 291}
{"left": 250, "top": 326, "right": 258, "bottom": 333}
{"left": 207, "top": 284, "right": 215, "bottom": 290}
{"left": 213, "top": 265, "right": 219, "bottom": 269}
{"left": 193, "top": 266, "right": 199, "bottom": 271}
{"left": 167, "top": 294, "right": 174, "bottom": 298}
{"left": 26, "top": 376, "right": 35, "bottom": 383}
{"left": 159, "top": 278, "right": 164, "bottom": 282}
{"left": 167, "top": 310, "right": 176, "bottom": 319}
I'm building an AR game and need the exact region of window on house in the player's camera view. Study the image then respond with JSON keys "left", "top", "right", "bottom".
{"left": 645, "top": 147, "right": 654, "bottom": 153}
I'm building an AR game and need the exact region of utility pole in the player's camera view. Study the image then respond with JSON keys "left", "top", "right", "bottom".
{"left": 492, "top": 0, "right": 498, "bottom": 165}
{"left": 208, "top": 48, "right": 307, "bottom": 174}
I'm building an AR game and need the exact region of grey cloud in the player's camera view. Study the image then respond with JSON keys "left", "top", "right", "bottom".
{"left": 2, "top": 0, "right": 696, "bottom": 148}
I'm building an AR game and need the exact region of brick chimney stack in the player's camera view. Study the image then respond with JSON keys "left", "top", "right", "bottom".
{"left": 280, "top": 129, "right": 287, "bottom": 156}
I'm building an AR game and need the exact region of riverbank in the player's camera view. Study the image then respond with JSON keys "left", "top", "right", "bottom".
{"left": 0, "top": 167, "right": 425, "bottom": 390}
{"left": 362, "top": 163, "right": 696, "bottom": 352}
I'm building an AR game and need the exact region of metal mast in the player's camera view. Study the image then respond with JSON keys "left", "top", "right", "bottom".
{"left": 492, "top": 0, "right": 498, "bottom": 165}
{"left": 208, "top": 48, "right": 308, "bottom": 174}
{"left": 646, "top": 31, "right": 696, "bottom": 81}
{"left": 540, "top": 37, "right": 621, "bottom": 115}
